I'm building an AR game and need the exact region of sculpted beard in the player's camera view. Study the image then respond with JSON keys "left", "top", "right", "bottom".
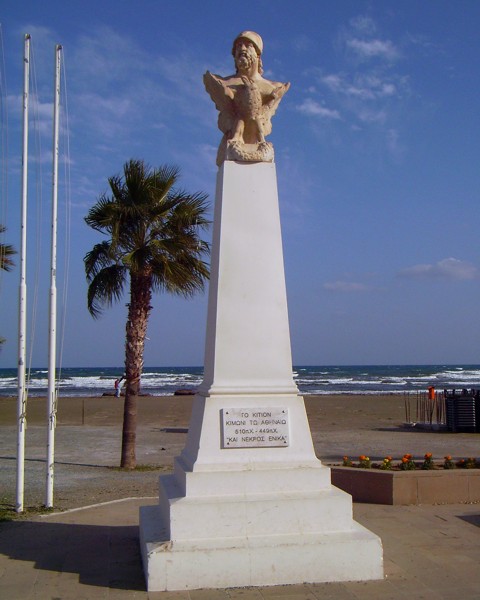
{"left": 236, "top": 49, "right": 256, "bottom": 72}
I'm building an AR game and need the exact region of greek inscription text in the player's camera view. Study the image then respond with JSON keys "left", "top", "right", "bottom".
{"left": 222, "top": 407, "right": 289, "bottom": 448}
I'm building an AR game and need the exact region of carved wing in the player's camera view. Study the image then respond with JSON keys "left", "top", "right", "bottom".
{"left": 260, "top": 82, "right": 290, "bottom": 137}
{"left": 203, "top": 71, "right": 235, "bottom": 135}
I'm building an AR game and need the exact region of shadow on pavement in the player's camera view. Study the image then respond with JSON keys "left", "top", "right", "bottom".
{"left": 0, "top": 519, "right": 146, "bottom": 591}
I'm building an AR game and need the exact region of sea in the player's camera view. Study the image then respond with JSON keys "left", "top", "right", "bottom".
{"left": 1, "top": 365, "right": 480, "bottom": 397}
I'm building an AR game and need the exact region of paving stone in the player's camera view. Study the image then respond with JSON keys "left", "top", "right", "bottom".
{"left": 2, "top": 499, "right": 480, "bottom": 599}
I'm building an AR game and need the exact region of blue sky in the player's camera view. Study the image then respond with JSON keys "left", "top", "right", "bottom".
{"left": 1, "top": 0, "right": 479, "bottom": 368}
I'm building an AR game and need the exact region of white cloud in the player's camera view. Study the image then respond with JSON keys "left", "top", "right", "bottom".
{"left": 324, "top": 281, "right": 369, "bottom": 292}
{"left": 349, "top": 16, "right": 377, "bottom": 36}
{"left": 399, "top": 258, "right": 479, "bottom": 281}
{"left": 347, "top": 38, "right": 400, "bottom": 61}
{"left": 357, "top": 107, "right": 387, "bottom": 124}
{"left": 304, "top": 17, "right": 410, "bottom": 161}
{"left": 71, "top": 26, "right": 209, "bottom": 125}
{"left": 75, "top": 93, "right": 133, "bottom": 139}
{"left": 189, "top": 143, "right": 218, "bottom": 176}
{"left": 321, "top": 74, "right": 343, "bottom": 93}
{"left": 312, "top": 15, "right": 409, "bottom": 154}
{"left": 291, "top": 34, "right": 315, "bottom": 53}
{"left": 58, "top": 24, "right": 215, "bottom": 176}
{"left": 321, "top": 73, "right": 398, "bottom": 101}
{"left": 381, "top": 83, "right": 396, "bottom": 96}
{"left": 73, "top": 26, "right": 145, "bottom": 87}
{"left": 297, "top": 99, "right": 341, "bottom": 120}
{"left": 386, "top": 128, "right": 405, "bottom": 160}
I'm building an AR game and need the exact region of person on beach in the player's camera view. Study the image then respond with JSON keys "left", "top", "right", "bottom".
{"left": 114, "top": 376, "right": 124, "bottom": 398}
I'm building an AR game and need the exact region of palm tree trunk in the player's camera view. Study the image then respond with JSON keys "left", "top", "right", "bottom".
{"left": 120, "top": 272, "right": 152, "bottom": 469}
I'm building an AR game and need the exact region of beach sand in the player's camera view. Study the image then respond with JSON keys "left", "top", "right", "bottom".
{"left": 1, "top": 394, "right": 478, "bottom": 510}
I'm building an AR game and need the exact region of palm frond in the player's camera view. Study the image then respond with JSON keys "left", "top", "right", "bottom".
{"left": 125, "top": 246, "right": 152, "bottom": 274}
{"left": 84, "top": 241, "right": 115, "bottom": 280}
{"left": 0, "top": 225, "right": 17, "bottom": 272}
{"left": 84, "top": 194, "right": 118, "bottom": 232}
{"left": 87, "top": 264, "right": 127, "bottom": 318}
{"left": 151, "top": 254, "right": 209, "bottom": 297}
{"left": 150, "top": 164, "right": 180, "bottom": 202}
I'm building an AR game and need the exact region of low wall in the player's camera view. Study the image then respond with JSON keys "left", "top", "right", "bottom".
{"left": 331, "top": 467, "right": 480, "bottom": 505}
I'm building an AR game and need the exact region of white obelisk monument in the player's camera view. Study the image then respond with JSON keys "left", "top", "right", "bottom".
{"left": 140, "top": 31, "right": 383, "bottom": 591}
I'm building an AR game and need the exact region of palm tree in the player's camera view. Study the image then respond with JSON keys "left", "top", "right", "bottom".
{"left": 84, "top": 160, "right": 210, "bottom": 468}
{"left": 0, "top": 225, "right": 17, "bottom": 346}
{"left": 0, "top": 225, "right": 16, "bottom": 272}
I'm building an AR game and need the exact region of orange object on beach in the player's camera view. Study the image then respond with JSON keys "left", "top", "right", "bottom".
{"left": 428, "top": 386, "right": 435, "bottom": 400}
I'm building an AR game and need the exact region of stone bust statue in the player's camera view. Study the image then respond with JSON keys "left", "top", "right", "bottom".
{"left": 204, "top": 31, "right": 290, "bottom": 166}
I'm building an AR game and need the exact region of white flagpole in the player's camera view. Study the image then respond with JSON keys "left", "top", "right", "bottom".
{"left": 16, "top": 33, "right": 30, "bottom": 514}
{"left": 46, "top": 44, "right": 62, "bottom": 508}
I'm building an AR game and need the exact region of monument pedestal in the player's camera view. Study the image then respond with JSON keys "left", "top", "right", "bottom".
{"left": 139, "top": 162, "right": 383, "bottom": 591}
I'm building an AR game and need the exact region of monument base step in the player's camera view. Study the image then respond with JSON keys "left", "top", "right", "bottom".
{"left": 159, "top": 474, "right": 357, "bottom": 540}
{"left": 139, "top": 503, "right": 383, "bottom": 591}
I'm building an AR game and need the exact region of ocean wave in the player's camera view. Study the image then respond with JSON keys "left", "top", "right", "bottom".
{"left": 1, "top": 365, "right": 479, "bottom": 397}
{"left": 437, "top": 369, "right": 480, "bottom": 380}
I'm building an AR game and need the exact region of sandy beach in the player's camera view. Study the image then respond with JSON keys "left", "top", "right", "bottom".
{"left": 1, "top": 393, "right": 478, "bottom": 511}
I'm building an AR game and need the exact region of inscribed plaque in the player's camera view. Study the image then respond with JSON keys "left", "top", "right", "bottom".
{"left": 221, "top": 407, "right": 289, "bottom": 448}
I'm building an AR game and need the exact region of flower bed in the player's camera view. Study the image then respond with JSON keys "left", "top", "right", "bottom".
{"left": 331, "top": 466, "right": 480, "bottom": 505}
{"left": 341, "top": 453, "right": 478, "bottom": 471}
{"left": 331, "top": 453, "right": 479, "bottom": 505}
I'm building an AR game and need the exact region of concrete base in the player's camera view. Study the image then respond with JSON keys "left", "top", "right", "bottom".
{"left": 139, "top": 162, "right": 383, "bottom": 590}
{"left": 140, "top": 499, "right": 382, "bottom": 590}
{"left": 139, "top": 391, "right": 383, "bottom": 591}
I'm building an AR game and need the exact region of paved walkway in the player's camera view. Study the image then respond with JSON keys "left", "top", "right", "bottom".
{"left": 1, "top": 497, "right": 479, "bottom": 599}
